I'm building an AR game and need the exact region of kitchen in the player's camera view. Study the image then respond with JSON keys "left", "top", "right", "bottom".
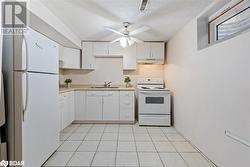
{"left": 0, "top": 0, "right": 250, "bottom": 167}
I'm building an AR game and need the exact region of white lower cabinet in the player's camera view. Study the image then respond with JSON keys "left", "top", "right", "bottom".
{"left": 86, "top": 91, "right": 103, "bottom": 120}
{"left": 103, "top": 91, "right": 119, "bottom": 121}
{"left": 85, "top": 90, "right": 134, "bottom": 122}
{"left": 59, "top": 91, "right": 75, "bottom": 130}
{"left": 120, "top": 91, "right": 135, "bottom": 121}
{"left": 75, "top": 91, "right": 86, "bottom": 120}
{"left": 60, "top": 90, "right": 135, "bottom": 124}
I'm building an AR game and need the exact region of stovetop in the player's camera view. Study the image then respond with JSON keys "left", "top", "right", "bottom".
{"left": 137, "top": 78, "right": 170, "bottom": 91}
{"left": 138, "top": 86, "right": 170, "bottom": 91}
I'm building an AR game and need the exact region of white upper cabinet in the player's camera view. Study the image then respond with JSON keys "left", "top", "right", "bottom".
{"left": 109, "top": 42, "right": 123, "bottom": 56}
{"left": 122, "top": 44, "right": 137, "bottom": 70}
{"left": 93, "top": 42, "right": 123, "bottom": 56}
{"left": 93, "top": 42, "right": 109, "bottom": 55}
{"left": 136, "top": 42, "right": 165, "bottom": 64}
{"left": 136, "top": 42, "right": 151, "bottom": 60}
{"left": 150, "top": 42, "right": 165, "bottom": 60}
{"left": 82, "top": 42, "right": 95, "bottom": 70}
{"left": 59, "top": 45, "right": 81, "bottom": 69}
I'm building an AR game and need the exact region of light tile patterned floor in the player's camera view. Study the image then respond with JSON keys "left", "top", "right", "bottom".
{"left": 43, "top": 123, "right": 215, "bottom": 167}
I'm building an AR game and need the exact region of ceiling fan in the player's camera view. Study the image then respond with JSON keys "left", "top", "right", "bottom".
{"left": 105, "top": 22, "right": 151, "bottom": 48}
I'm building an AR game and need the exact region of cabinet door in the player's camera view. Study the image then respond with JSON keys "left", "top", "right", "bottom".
{"left": 60, "top": 46, "right": 81, "bottom": 69}
{"left": 67, "top": 91, "right": 75, "bottom": 124}
{"left": 86, "top": 92, "right": 103, "bottom": 120}
{"left": 60, "top": 93, "right": 68, "bottom": 130}
{"left": 82, "top": 42, "right": 95, "bottom": 69}
{"left": 136, "top": 43, "right": 150, "bottom": 60}
{"left": 93, "top": 42, "right": 109, "bottom": 55}
{"left": 150, "top": 42, "right": 165, "bottom": 60}
{"left": 75, "top": 91, "right": 86, "bottom": 120}
{"left": 103, "top": 91, "right": 119, "bottom": 121}
{"left": 109, "top": 42, "right": 122, "bottom": 55}
{"left": 120, "top": 91, "right": 135, "bottom": 121}
{"left": 122, "top": 44, "right": 136, "bottom": 70}
{"left": 59, "top": 98, "right": 65, "bottom": 131}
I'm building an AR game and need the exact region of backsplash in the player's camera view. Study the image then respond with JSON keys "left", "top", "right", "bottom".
{"left": 60, "top": 64, "right": 164, "bottom": 86}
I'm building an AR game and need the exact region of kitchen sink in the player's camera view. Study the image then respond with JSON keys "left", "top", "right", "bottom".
{"left": 91, "top": 86, "right": 119, "bottom": 88}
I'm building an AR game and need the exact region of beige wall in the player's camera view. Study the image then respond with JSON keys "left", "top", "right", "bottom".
{"left": 164, "top": 17, "right": 250, "bottom": 166}
{"left": 60, "top": 64, "right": 165, "bottom": 86}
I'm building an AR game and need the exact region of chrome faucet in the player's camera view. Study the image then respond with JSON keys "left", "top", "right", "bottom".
{"left": 104, "top": 82, "right": 112, "bottom": 88}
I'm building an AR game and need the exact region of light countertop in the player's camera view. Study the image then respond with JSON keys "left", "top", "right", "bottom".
{"left": 59, "top": 84, "right": 135, "bottom": 93}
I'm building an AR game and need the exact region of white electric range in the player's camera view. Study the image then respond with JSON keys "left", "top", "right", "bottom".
{"left": 137, "top": 78, "right": 171, "bottom": 126}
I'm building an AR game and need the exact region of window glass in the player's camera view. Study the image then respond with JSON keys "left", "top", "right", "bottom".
{"left": 216, "top": 7, "right": 250, "bottom": 40}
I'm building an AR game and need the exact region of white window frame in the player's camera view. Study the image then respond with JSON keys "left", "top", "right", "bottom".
{"left": 208, "top": 0, "right": 250, "bottom": 43}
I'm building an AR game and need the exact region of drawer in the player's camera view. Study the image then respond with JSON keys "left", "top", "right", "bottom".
{"left": 103, "top": 91, "right": 119, "bottom": 97}
{"left": 120, "top": 91, "right": 134, "bottom": 102}
{"left": 120, "top": 91, "right": 134, "bottom": 98}
{"left": 87, "top": 91, "right": 104, "bottom": 96}
{"left": 139, "top": 115, "right": 171, "bottom": 126}
{"left": 59, "top": 94, "right": 66, "bottom": 101}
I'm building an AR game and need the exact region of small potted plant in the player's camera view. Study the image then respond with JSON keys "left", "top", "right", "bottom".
{"left": 124, "top": 76, "right": 131, "bottom": 88}
{"left": 64, "top": 78, "right": 72, "bottom": 88}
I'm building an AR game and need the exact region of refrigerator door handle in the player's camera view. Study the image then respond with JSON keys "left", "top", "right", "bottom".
{"left": 22, "top": 72, "right": 29, "bottom": 121}
{"left": 22, "top": 36, "right": 28, "bottom": 71}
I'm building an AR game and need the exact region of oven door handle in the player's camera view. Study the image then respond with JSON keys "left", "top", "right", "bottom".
{"left": 140, "top": 92, "right": 170, "bottom": 95}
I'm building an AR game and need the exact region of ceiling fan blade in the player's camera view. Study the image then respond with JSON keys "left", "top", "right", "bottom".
{"left": 111, "top": 38, "right": 122, "bottom": 43}
{"left": 130, "top": 26, "right": 151, "bottom": 36}
{"left": 130, "top": 37, "right": 143, "bottom": 43}
{"left": 105, "top": 26, "right": 124, "bottom": 35}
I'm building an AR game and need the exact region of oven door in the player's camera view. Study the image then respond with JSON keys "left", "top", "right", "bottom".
{"left": 139, "top": 91, "right": 170, "bottom": 115}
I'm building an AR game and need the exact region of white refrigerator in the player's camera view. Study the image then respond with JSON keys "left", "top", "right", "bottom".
{"left": 2, "top": 28, "right": 60, "bottom": 166}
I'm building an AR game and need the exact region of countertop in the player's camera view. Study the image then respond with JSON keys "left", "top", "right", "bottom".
{"left": 59, "top": 84, "right": 135, "bottom": 93}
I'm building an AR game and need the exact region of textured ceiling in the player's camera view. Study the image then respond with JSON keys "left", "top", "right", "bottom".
{"left": 41, "top": 0, "right": 213, "bottom": 41}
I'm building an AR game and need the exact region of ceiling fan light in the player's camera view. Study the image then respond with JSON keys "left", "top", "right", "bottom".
{"left": 128, "top": 39, "right": 135, "bottom": 46}
{"left": 120, "top": 37, "right": 127, "bottom": 48}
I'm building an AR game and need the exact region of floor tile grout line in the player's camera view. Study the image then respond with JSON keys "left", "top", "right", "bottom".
{"left": 166, "top": 131, "right": 214, "bottom": 166}
{"left": 147, "top": 127, "right": 165, "bottom": 167}
{"left": 132, "top": 125, "right": 141, "bottom": 167}
{"left": 161, "top": 127, "right": 190, "bottom": 167}
{"left": 43, "top": 124, "right": 82, "bottom": 167}
{"left": 65, "top": 124, "right": 94, "bottom": 167}
{"left": 50, "top": 124, "right": 214, "bottom": 167}
{"left": 89, "top": 124, "right": 106, "bottom": 167}
{"left": 114, "top": 123, "right": 120, "bottom": 166}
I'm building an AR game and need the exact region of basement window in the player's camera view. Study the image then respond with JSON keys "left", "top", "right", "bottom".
{"left": 208, "top": 0, "right": 250, "bottom": 43}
